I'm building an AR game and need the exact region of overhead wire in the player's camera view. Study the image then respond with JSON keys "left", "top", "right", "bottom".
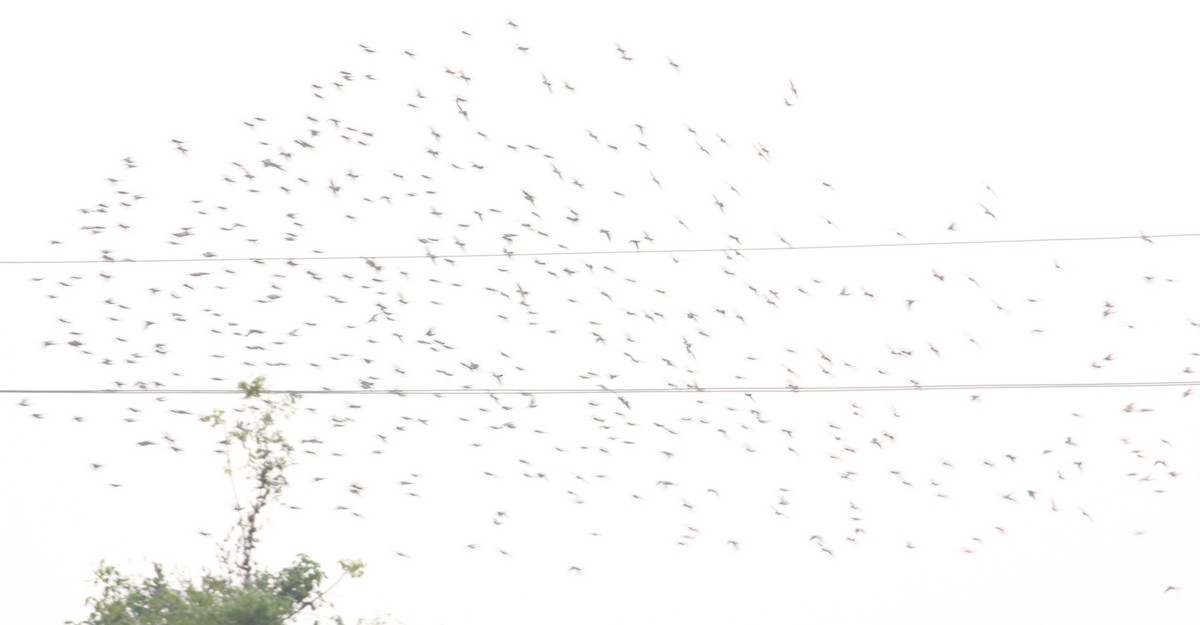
{"left": 0, "top": 231, "right": 1195, "bottom": 266}
{"left": 3, "top": 380, "right": 1198, "bottom": 396}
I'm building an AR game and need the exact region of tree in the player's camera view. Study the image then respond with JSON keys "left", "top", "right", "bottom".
{"left": 69, "top": 377, "right": 367, "bottom": 625}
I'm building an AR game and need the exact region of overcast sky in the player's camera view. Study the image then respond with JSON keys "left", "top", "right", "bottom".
{"left": 2, "top": 2, "right": 1199, "bottom": 624}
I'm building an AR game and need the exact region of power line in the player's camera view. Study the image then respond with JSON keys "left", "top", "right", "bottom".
{"left": 1, "top": 232, "right": 1194, "bottom": 267}
{"left": 3, "top": 381, "right": 1197, "bottom": 396}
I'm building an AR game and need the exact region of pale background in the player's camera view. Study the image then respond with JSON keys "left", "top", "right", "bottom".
{"left": 1, "top": 2, "right": 1198, "bottom": 624}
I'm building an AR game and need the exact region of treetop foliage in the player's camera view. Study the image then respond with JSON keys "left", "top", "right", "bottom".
{"left": 68, "top": 378, "right": 368, "bottom": 625}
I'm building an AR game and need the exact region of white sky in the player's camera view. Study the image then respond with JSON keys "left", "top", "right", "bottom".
{"left": 2, "top": 2, "right": 1199, "bottom": 624}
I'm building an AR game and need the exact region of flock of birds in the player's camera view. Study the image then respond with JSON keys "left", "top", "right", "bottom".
{"left": 11, "top": 18, "right": 1196, "bottom": 605}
